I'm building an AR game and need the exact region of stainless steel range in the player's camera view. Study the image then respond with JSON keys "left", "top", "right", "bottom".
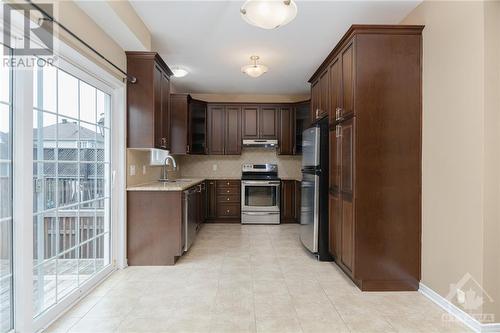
{"left": 241, "top": 164, "right": 280, "bottom": 225}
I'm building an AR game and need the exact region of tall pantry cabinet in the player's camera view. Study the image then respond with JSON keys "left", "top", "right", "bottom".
{"left": 311, "top": 25, "right": 423, "bottom": 291}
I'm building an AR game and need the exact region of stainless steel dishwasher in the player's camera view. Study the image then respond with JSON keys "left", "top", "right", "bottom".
{"left": 183, "top": 185, "right": 199, "bottom": 252}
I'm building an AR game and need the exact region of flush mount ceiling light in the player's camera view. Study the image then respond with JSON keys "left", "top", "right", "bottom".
{"left": 171, "top": 67, "right": 189, "bottom": 78}
{"left": 240, "top": 0, "right": 298, "bottom": 29}
{"left": 241, "top": 56, "right": 268, "bottom": 78}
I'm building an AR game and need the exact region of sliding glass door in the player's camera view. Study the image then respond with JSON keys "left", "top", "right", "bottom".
{"left": 32, "top": 64, "right": 111, "bottom": 316}
{"left": 0, "top": 47, "right": 13, "bottom": 333}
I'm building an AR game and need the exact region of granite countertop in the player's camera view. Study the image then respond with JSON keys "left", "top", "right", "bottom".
{"left": 126, "top": 178, "right": 205, "bottom": 192}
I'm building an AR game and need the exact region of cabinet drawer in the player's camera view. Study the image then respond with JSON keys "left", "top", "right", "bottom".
{"left": 217, "top": 204, "right": 240, "bottom": 217}
{"left": 216, "top": 194, "right": 240, "bottom": 203}
{"left": 217, "top": 180, "right": 240, "bottom": 188}
{"left": 216, "top": 187, "right": 240, "bottom": 195}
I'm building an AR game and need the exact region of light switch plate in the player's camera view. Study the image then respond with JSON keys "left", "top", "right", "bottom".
{"left": 130, "top": 165, "right": 136, "bottom": 176}
{"left": 212, "top": 164, "right": 217, "bottom": 171}
{"left": 142, "top": 165, "right": 147, "bottom": 175}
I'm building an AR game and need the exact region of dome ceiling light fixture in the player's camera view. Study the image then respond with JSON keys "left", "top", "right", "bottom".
{"left": 241, "top": 56, "right": 268, "bottom": 78}
{"left": 171, "top": 67, "right": 189, "bottom": 78}
{"left": 240, "top": 0, "right": 298, "bottom": 30}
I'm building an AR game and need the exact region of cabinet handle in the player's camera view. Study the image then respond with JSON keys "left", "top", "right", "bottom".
{"left": 227, "top": 182, "right": 230, "bottom": 185}
{"left": 226, "top": 209, "right": 230, "bottom": 213}
{"left": 186, "top": 144, "right": 190, "bottom": 153}
{"left": 227, "top": 190, "right": 230, "bottom": 193}
{"left": 227, "top": 197, "right": 230, "bottom": 201}
{"left": 336, "top": 125, "right": 342, "bottom": 138}
{"left": 316, "top": 109, "right": 320, "bottom": 118}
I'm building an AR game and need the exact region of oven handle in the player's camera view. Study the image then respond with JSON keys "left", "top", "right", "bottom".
{"left": 242, "top": 181, "right": 281, "bottom": 185}
{"left": 242, "top": 212, "right": 279, "bottom": 215}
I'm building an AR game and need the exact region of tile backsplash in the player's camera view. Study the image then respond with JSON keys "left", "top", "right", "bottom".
{"left": 177, "top": 148, "right": 301, "bottom": 180}
{"left": 127, "top": 148, "right": 302, "bottom": 186}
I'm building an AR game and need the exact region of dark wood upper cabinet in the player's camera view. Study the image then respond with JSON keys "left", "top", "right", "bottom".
{"left": 224, "top": 106, "right": 242, "bottom": 155}
{"left": 341, "top": 42, "right": 355, "bottom": 119}
{"left": 318, "top": 69, "right": 329, "bottom": 119}
{"left": 126, "top": 52, "right": 172, "bottom": 150}
{"left": 311, "top": 79, "right": 320, "bottom": 123}
{"left": 207, "top": 104, "right": 241, "bottom": 155}
{"left": 242, "top": 106, "right": 259, "bottom": 139}
{"left": 170, "top": 94, "right": 207, "bottom": 155}
{"left": 278, "top": 106, "right": 294, "bottom": 155}
{"left": 259, "top": 106, "right": 278, "bottom": 139}
{"left": 207, "top": 105, "right": 225, "bottom": 155}
{"left": 294, "top": 101, "right": 311, "bottom": 155}
{"left": 329, "top": 57, "right": 342, "bottom": 125}
{"left": 310, "top": 25, "right": 423, "bottom": 291}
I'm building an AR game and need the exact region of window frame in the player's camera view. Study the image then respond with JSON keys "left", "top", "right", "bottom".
{"left": 11, "top": 39, "right": 126, "bottom": 332}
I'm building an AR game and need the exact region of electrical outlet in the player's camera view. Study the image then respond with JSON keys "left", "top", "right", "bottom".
{"left": 129, "top": 165, "right": 136, "bottom": 176}
{"left": 212, "top": 164, "right": 218, "bottom": 171}
{"left": 142, "top": 165, "right": 147, "bottom": 175}
{"left": 457, "top": 289, "right": 466, "bottom": 304}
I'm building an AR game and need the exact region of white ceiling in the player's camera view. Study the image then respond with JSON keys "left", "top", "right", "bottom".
{"left": 130, "top": 1, "right": 421, "bottom": 95}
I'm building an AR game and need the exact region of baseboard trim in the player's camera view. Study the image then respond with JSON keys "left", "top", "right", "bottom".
{"left": 419, "top": 283, "right": 500, "bottom": 333}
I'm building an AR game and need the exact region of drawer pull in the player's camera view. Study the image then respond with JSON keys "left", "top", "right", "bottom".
{"left": 227, "top": 197, "right": 230, "bottom": 201}
{"left": 226, "top": 209, "right": 230, "bottom": 213}
{"left": 227, "top": 182, "right": 230, "bottom": 185}
{"left": 227, "top": 190, "right": 230, "bottom": 193}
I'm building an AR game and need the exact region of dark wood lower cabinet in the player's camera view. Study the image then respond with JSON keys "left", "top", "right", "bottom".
{"left": 280, "top": 180, "right": 297, "bottom": 223}
{"left": 205, "top": 180, "right": 241, "bottom": 223}
{"left": 127, "top": 191, "right": 183, "bottom": 265}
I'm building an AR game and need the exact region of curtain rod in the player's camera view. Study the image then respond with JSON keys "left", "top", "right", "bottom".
{"left": 27, "top": 0, "right": 137, "bottom": 83}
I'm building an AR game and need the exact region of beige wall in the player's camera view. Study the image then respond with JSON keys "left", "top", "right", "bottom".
{"left": 50, "top": 0, "right": 127, "bottom": 79}
{"left": 482, "top": 0, "right": 500, "bottom": 319}
{"left": 402, "top": 0, "right": 500, "bottom": 321}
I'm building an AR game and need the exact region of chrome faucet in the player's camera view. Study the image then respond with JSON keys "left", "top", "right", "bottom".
{"left": 160, "top": 154, "right": 177, "bottom": 182}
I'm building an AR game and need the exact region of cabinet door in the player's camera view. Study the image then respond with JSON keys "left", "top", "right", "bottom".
{"left": 206, "top": 180, "right": 217, "bottom": 219}
{"left": 189, "top": 100, "right": 208, "bottom": 155}
{"left": 311, "top": 79, "right": 320, "bottom": 122}
{"left": 319, "top": 69, "right": 329, "bottom": 119}
{"left": 340, "top": 118, "right": 354, "bottom": 195}
{"left": 161, "top": 72, "right": 171, "bottom": 150}
{"left": 329, "top": 193, "right": 342, "bottom": 259}
{"left": 329, "top": 57, "right": 342, "bottom": 125}
{"left": 280, "top": 180, "right": 295, "bottom": 223}
{"left": 339, "top": 117, "right": 355, "bottom": 272}
{"left": 208, "top": 105, "right": 225, "bottom": 154}
{"left": 224, "top": 106, "right": 241, "bottom": 154}
{"left": 153, "top": 65, "right": 164, "bottom": 149}
{"left": 259, "top": 106, "right": 278, "bottom": 139}
{"left": 294, "top": 180, "right": 301, "bottom": 222}
{"left": 329, "top": 127, "right": 341, "bottom": 192}
{"left": 278, "top": 106, "right": 294, "bottom": 155}
{"left": 242, "top": 106, "right": 259, "bottom": 139}
{"left": 341, "top": 42, "right": 354, "bottom": 118}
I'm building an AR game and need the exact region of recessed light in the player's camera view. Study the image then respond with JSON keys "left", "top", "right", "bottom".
{"left": 172, "top": 67, "right": 189, "bottom": 78}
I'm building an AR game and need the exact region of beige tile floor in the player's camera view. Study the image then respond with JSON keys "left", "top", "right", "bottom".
{"left": 46, "top": 224, "right": 471, "bottom": 333}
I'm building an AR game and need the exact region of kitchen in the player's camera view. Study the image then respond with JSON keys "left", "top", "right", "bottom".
{"left": 5, "top": 1, "right": 496, "bottom": 333}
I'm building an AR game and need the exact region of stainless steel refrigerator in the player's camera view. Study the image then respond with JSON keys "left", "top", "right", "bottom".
{"left": 300, "top": 117, "right": 332, "bottom": 261}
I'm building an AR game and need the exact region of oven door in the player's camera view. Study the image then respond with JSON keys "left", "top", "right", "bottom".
{"left": 241, "top": 181, "right": 280, "bottom": 212}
